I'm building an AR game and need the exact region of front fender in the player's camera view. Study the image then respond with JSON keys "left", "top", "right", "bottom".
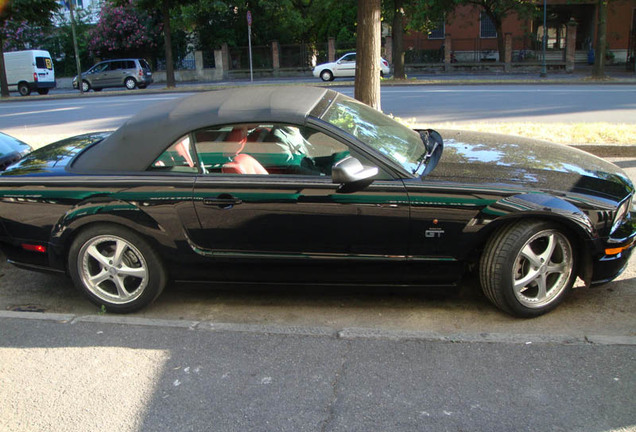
{"left": 479, "top": 193, "right": 597, "bottom": 240}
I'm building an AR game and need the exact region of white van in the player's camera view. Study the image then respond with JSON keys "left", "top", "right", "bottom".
{"left": 3, "top": 50, "right": 56, "bottom": 96}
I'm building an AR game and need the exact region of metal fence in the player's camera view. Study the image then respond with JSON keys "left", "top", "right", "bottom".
{"left": 229, "top": 45, "right": 272, "bottom": 70}
{"left": 279, "top": 44, "right": 314, "bottom": 69}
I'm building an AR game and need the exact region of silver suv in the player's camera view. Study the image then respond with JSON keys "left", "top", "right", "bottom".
{"left": 73, "top": 58, "right": 153, "bottom": 92}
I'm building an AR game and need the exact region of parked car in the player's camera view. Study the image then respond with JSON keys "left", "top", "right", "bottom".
{"left": 72, "top": 58, "right": 153, "bottom": 92}
{"left": 0, "top": 87, "right": 634, "bottom": 316}
{"left": 0, "top": 132, "right": 32, "bottom": 171}
{"left": 313, "top": 53, "right": 391, "bottom": 81}
{"left": 3, "top": 50, "right": 56, "bottom": 96}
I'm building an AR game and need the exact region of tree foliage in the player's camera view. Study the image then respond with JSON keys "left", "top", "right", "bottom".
{"left": 174, "top": 0, "right": 354, "bottom": 48}
{"left": 88, "top": 0, "right": 162, "bottom": 59}
{"left": 384, "top": 0, "right": 455, "bottom": 79}
{"left": 46, "top": 8, "right": 93, "bottom": 76}
{"left": 0, "top": 0, "right": 60, "bottom": 97}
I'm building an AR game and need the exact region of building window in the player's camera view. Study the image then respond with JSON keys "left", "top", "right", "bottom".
{"left": 428, "top": 22, "right": 445, "bottom": 40}
{"left": 480, "top": 12, "right": 497, "bottom": 38}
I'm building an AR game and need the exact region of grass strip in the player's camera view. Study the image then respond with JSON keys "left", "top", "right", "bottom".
{"left": 413, "top": 122, "right": 636, "bottom": 145}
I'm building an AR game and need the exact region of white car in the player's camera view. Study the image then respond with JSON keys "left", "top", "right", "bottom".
{"left": 313, "top": 52, "right": 391, "bottom": 81}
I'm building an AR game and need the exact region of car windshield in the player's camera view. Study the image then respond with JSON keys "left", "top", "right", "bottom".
{"left": 319, "top": 94, "right": 427, "bottom": 175}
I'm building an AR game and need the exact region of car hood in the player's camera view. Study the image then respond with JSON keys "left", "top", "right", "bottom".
{"left": 427, "top": 129, "right": 633, "bottom": 202}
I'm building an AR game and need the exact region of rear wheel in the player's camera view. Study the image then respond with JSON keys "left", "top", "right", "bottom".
{"left": 18, "top": 82, "right": 30, "bottom": 96}
{"left": 480, "top": 220, "right": 576, "bottom": 317}
{"left": 68, "top": 225, "right": 166, "bottom": 313}
{"left": 125, "top": 77, "right": 137, "bottom": 90}
{"left": 320, "top": 70, "right": 334, "bottom": 82}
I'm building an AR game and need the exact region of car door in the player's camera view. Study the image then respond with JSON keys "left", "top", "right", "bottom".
{"left": 333, "top": 53, "right": 356, "bottom": 77}
{"left": 102, "top": 60, "right": 122, "bottom": 87}
{"left": 187, "top": 122, "right": 411, "bottom": 283}
{"left": 87, "top": 62, "right": 110, "bottom": 88}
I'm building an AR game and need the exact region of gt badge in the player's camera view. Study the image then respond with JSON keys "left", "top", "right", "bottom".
{"left": 425, "top": 228, "right": 445, "bottom": 238}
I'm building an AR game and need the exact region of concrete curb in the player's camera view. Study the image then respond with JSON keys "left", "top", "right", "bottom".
{"left": 571, "top": 144, "right": 636, "bottom": 157}
{"left": 1, "top": 310, "right": 635, "bottom": 346}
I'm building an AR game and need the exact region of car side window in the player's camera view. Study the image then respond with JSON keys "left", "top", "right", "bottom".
{"left": 192, "top": 123, "right": 355, "bottom": 176}
{"left": 148, "top": 135, "right": 199, "bottom": 173}
{"left": 341, "top": 54, "right": 356, "bottom": 62}
{"left": 92, "top": 63, "right": 108, "bottom": 73}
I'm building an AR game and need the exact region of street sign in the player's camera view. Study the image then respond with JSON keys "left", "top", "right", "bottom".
{"left": 247, "top": 11, "right": 252, "bottom": 27}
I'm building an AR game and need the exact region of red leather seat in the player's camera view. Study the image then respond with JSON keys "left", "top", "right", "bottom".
{"left": 222, "top": 154, "right": 268, "bottom": 175}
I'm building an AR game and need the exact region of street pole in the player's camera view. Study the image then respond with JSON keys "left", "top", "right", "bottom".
{"left": 69, "top": 0, "right": 83, "bottom": 93}
{"left": 540, "top": 0, "right": 547, "bottom": 77}
{"left": 247, "top": 11, "right": 253, "bottom": 83}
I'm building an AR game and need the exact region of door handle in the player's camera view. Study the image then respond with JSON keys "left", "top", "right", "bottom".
{"left": 203, "top": 196, "right": 243, "bottom": 207}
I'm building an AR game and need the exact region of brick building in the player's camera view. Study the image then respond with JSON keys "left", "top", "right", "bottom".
{"left": 402, "top": 0, "right": 636, "bottom": 66}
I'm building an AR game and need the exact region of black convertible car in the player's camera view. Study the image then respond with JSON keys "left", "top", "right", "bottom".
{"left": 0, "top": 87, "right": 634, "bottom": 316}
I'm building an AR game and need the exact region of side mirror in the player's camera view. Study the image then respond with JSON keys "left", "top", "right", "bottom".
{"left": 418, "top": 129, "right": 444, "bottom": 176}
{"left": 332, "top": 156, "right": 378, "bottom": 184}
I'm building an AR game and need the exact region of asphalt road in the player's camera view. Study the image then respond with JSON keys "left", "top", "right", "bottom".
{"left": 2, "top": 84, "right": 636, "bottom": 148}
{"left": 1, "top": 316, "right": 634, "bottom": 432}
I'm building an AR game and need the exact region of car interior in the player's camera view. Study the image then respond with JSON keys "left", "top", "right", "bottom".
{"left": 150, "top": 123, "right": 351, "bottom": 177}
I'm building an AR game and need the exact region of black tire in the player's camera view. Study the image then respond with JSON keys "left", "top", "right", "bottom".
{"left": 18, "top": 82, "right": 30, "bottom": 96}
{"left": 37, "top": 88, "right": 49, "bottom": 95}
{"left": 479, "top": 220, "right": 576, "bottom": 317}
{"left": 81, "top": 80, "right": 91, "bottom": 92}
{"left": 320, "top": 70, "right": 334, "bottom": 82}
{"left": 68, "top": 224, "right": 167, "bottom": 313}
{"left": 124, "top": 77, "right": 137, "bottom": 90}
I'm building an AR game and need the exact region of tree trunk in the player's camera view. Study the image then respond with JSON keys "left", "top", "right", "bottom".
{"left": 495, "top": 19, "right": 505, "bottom": 63}
{"left": 354, "top": 0, "right": 382, "bottom": 110}
{"left": 162, "top": 0, "right": 175, "bottom": 88}
{"left": 0, "top": 36, "right": 9, "bottom": 98}
{"left": 392, "top": 0, "right": 405, "bottom": 79}
{"left": 592, "top": 0, "right": 607, "bottom": 78}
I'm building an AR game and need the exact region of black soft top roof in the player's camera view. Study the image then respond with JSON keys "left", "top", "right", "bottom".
{"left": 71, "top": 86, "right": 331, "bottom": 172}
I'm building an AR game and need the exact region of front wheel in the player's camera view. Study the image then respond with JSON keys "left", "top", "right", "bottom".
{"left": 81, "top": 80, "right": 90, "bottom": 92}
{"left": 68, "top": 225, "right": 166, "bottom": 313}
{"left": 124, "top": 77, "right": 137, "bottom": 90}
{"left": 320, "top": 70, "right": 334, "bottom": 82}
{"left": 480, "top": 220, "right": 576, "bottom": 317}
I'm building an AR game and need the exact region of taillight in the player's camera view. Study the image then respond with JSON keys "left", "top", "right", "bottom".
{"left": 33, "top": 72, "right": 38, "bottom": 82}
{"left": 382, "top": 60, "right": 388, "bottom": 67}
{"left": 139, "top": 69, "right": 143, "bottom": 77}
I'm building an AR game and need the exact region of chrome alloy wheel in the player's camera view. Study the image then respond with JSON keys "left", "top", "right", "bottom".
{"left": 512, "top": 229, "right": 573, "bottom": 308}
{"left": 77, "top": 235, "right": 149, "bottom": 305}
